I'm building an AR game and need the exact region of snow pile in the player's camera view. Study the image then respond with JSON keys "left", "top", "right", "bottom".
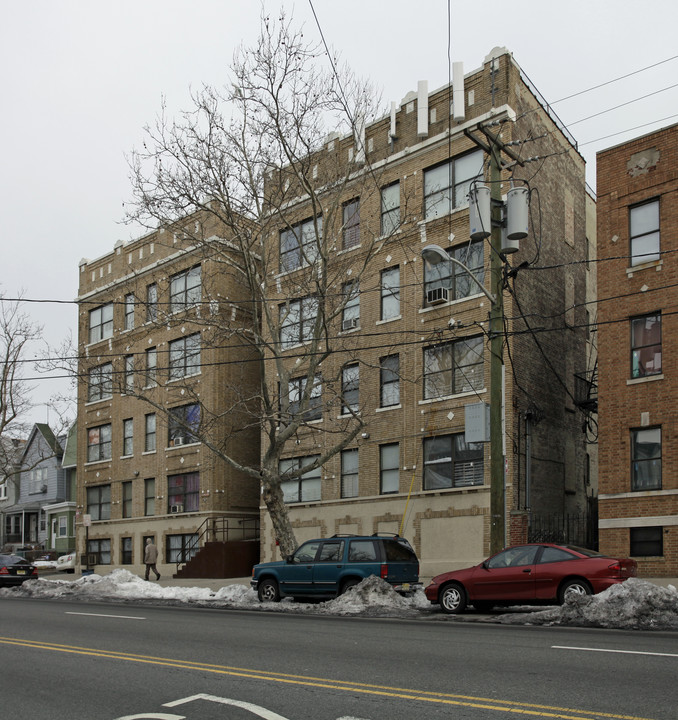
{"left": 495, "top": 578, "right": 678, "bottom": 630}
{"left": 318, "top": 576, "right": 431, "bottom": 616}
{"left": 2, "top": 572, "right": 677, "bottom": 629}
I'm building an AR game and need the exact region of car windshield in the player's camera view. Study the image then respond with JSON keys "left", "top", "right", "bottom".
{"left": 0, "top": 555, "right": 26, "bottom": 566}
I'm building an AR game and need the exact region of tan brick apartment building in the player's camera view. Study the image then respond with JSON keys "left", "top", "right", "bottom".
{"left": 75, "top": 214, "right": 260, "bottom": 577}
{"left": 597, "top": 122, "right": 678, "bottom": 576}
{"left": 259, "top": 47, "right": 595, "bottom": 576}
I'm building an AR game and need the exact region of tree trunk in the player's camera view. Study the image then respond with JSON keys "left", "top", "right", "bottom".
{"left": 261, "top": 478, "right": 297, "bottom": 557}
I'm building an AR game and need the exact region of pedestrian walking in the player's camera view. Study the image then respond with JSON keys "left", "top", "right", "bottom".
{"left": 144, "top": 538, "right": 161, "bottom": 581}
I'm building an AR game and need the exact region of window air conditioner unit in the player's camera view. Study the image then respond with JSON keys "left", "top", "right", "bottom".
{"left": 170, "top": 504, "right": 184, "bottom": 513}
{"left": 342, "top": 317, "right": 359, "bottom": 331}
{"left": 426, "top": 287, "right": 449, "bottom": 305}
{"left": 173, "top": 436, "right": 185, "bottom": 446}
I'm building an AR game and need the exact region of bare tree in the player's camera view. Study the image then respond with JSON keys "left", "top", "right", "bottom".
{"left": 125, "top": 13, "right": 404, "bottom": 555}
{"left": 0, "top": 295, "right": 42, "bottom": 485}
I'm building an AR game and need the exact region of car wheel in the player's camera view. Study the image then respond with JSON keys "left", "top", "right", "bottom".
{"left": 473, "top": 601, "right": 495, "bottom": 612}
{"left": 559, "top": 578, "right": 592, "bottom": 604}
{"left": 340, "top": 578, "right": 360, "bottom": 595}
{"left": 439, "top": 583, "right": 467, "bottom": 614}
{"left": 257, "top": 578, "right": 280, "bottom": 603}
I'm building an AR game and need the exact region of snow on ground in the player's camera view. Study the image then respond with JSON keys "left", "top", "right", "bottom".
{"left": 493, "top": 578, "right": 678, "bottom": 631}
{"left": 1, "top": 572, "right": 676, "bottom": 629}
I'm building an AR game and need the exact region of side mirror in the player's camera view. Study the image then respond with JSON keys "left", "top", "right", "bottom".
{"left": 286, "top": 554, "right": 294, "bottom": 564}
{"left": 481, "top": 561, "right": 489, "bottom": 570}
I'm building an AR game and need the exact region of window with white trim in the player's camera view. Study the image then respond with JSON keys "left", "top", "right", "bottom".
{"left": 169, "top": 333, "right": 201, "bottom": 379}
{"left": 87, "top": 363, "right": 113, "bottom": 402}
{"left": 423, "top": 433, "right": 484, "bottom": 489}
{"left": 631, "top": 313, "right": 661, "bottom": 378}
{"left": 631, "top": 426, "right": 661, "bottom": 491}
{"left": 424, "top": 150, "right": 483, "bottom": 219}
{"left": 630, "top": 199, "right": 659, "bottom": 266}
{"left": 88, "top": 304, "right": 113, "bottom": 344}
{"left": 280, "top": 455, "right": 321, "bottom": 503}
{"left": 381, "top": 182, "right": 400, "bottom": 235}
{"left": 280, "top": 297, "right": 318, "bottom": 349}
{"left": 170, "top": 266, "right": 201, "bottom": 312}
{"left": 341, "top": 448, "right": 359, "bottom": 498}
{"left": 279, "top": 217, "right": 322, "bottom": 273}
{"left": 380, "top": 267, "right": 400, "bottom": 320}
{"left": 87, "top": 424, "right": 112, "bottom": 462}
{"left": 423, "top": 336, "right": 483, "bottom": 399}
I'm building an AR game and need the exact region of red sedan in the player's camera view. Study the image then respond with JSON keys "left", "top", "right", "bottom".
{"left": 425, "top": 543, "right": 637, "bottom": 614}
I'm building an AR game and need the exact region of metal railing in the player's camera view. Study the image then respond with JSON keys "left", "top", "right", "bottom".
{"left": 175, "top": 515, "right": 259, "bottom": 574}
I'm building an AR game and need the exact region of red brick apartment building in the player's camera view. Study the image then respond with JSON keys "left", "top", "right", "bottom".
{"left": 597, "top": 122, "right": 678, "bottom": 576}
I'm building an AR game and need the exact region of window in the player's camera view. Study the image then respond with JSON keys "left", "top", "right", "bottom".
{"left": 88, "top": 304, "right": 113, "bottom": 344}
{"left": 487, "top": 545, "right": 538, "bottom": 569}
{"left": 424, "top": 240, "right": 484, "bottom": 303}
{"left": 630, "top": 526, "right": 663, "bottom": 556}
{"left": 280, "top": 455, "right": 321, "bottom": 503}
{"left": 170, "top": 265, "right": 201, "bottom": 312}
{"left": 381, "top": 182, "right": 400, "bottom": 235}
{"left": 87, "top": 538, "right": 111, "bottom": 565}
{"left": 630, "top": 199, "right": 659, "bottom": 266}
{"left": 144, "top": 414, "right": 156, "bottom": 452}
{"left": 280, "top": 297, "right": 318, "bottom": 349}
{"left": 0, "top": 482, "right": 6, "bottom": 500}
{"left": 380, "top": 354, "right": 400, "bottom": 407}
{"left": 122, "top": 481, "right": 132, "bottom": 518}
{"left": 58, "top": 516, "right": 67, "bottom": 537}
{"left": 341, "top": 448, "right": 359, "bottom": 498}
{"left": 380, "top": 443, "right": 400, "bottom": 494}
{"left": 169, "top": 333, "right": 201, "bottom": 379}
{"left": 286, "top": 375, "right": 322, "bottom": 422}
{"left": 342, "top": 281, "right": 360, "bottom": 330}
{"left": 342, "top": 363, "right": 359, "bottom": 414}
{"left": 424, "top": 336, "right": 484, "bottom": 399}
{"left": 631, "top": 313, "right": 661, "bottom": 378}
{"left": 424, "top": 149, "right": 483, "bottom": 219}
{"left": 144, "top": 478, "right": 155, "bottom": 516}
{"left": 423, "top": 433, "right": 484, "bottom": 489}
{"left": 279, "top": 217, "right": 322, "bottom": 273}
{"left": 29, "top": 467, "right": 47, "bottom": 494}
{"left": 168, "top": 404, "right": 200, "bottom": 446}
{"left": 122, "top": 419, "right": 133, "bottom": 456}
{"left": 168, "top": 472, "right": 200, "bottom": 512}
{"left": 124, "top": 294, "right": 135, "bottom": 330}
{"left": 86, "top": 484, "right": 111, "bottom": 520}
{"left": 87, "top": 363, "right": 113, "bottom": 402}
{"left": 380, "top": 267, "right": 400, "bottom": 320}
{"left": 146, "top": 283, "right": 158, "bottom": 322}
{"left": 124, "top": 355, "right": 135, "bottom": 393}
{"left": 87, "top": 424, "right": 112, "bottom": 462}
{"left": 145, "top": 347, "right": 157, "bottom": 387}
{"left": 348, "top": 540, "right": 377, "bottom": 562}
{"left": 343, "top": 199, "right": 360, "bottom": 250}
{"left": 631, "top": 427, "right": 661, "bottom": 491}
{"left": 121, "top": 537, "right": 132, "bottom": 564}
{"left": 167, "top": 533, "right": 199, "bottom": 563}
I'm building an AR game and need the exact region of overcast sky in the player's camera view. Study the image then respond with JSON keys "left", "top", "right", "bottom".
{"left": 2, "top": 0, "right": 677, "bottom": 426}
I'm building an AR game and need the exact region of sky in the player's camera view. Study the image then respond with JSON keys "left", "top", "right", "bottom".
{"left": 2, "top": 0, "right": 678, "bottom": 426}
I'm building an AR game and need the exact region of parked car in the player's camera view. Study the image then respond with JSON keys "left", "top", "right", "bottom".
{"left": 425, "top": 543, "right": 638, "bottom": 614}
{"left": 251, "top": 533, "right": 423, "bottom": 602}
{"left": 56, "top": 551, "right": 76, "bottom": 573}
{"left": 0, "top": 554, "right": 38, "bottom": 587}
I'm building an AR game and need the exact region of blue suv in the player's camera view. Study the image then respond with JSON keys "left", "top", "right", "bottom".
{"left": 251, "top": 533, "right": 423, "bottom": 602}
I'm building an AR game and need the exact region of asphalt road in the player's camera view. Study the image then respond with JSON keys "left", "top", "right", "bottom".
{"left": 1, "top": 596, "right": 676, "bottom": 720}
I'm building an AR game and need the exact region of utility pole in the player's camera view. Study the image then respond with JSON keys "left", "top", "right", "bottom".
{"left": 465, "top": 119, "right": 525, "bottom": 555}
{"left": 488, "top": 142, "right": 505, "bottom": 555}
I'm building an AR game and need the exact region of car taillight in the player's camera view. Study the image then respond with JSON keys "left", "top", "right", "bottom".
{"left": 380, "top": 563, "right": 388, "bottom": 579}
{"left": 608, "top": 561, "right": 622, "bottom": 576}
{"left": 0, "top": 567, "right": 8, "bottom": 574}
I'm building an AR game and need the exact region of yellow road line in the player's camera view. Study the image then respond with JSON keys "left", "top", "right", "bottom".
{"left": 0, "top": 636, "right": 657, "bottom": 720}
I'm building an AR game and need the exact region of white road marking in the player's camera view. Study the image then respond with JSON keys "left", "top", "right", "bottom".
{"left": 553, "top": 645, "right": 678, "bottom": 658}
{"left": 65, "top": 612, "right": 145, "bottom": 620}
{"left": 114, "top": 715, "right": 185, "bottom": 719}
{"left": 164, "top": 693, "right": 291, "bottom": 719}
